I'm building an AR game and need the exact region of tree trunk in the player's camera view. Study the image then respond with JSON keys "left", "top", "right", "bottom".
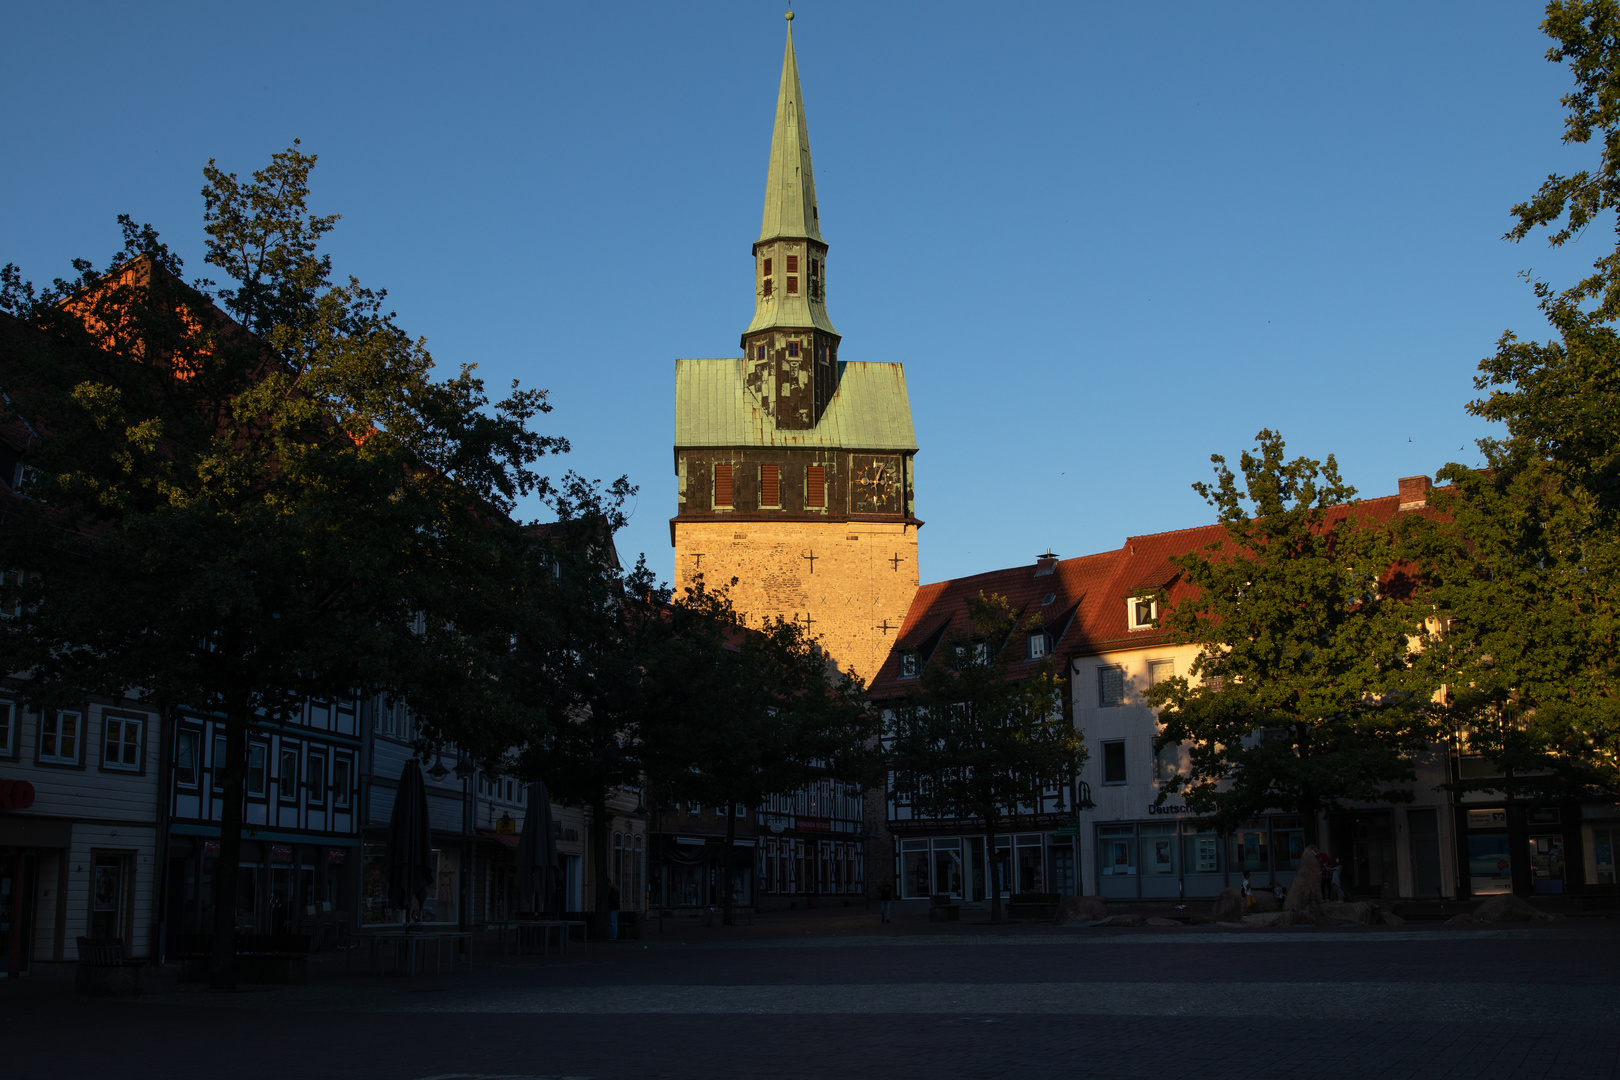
{"left": 209, "top": 701, "right": 250, "bottom": 991}
{"left": 590, "top": 798, "right": 612, "bottom": 941}
{"left": 721, "top": 804, "right": 738, "bottom": 927}
{"left": 985, "top": 817, "right": 1002, "bottom": 923}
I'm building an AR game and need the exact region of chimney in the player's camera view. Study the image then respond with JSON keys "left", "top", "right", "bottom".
{"left": 1398, "top": 475, "right": 1431, "bottom": 510}
{"left": 1035, "top": 548, "right": 1058, "bottom": 577}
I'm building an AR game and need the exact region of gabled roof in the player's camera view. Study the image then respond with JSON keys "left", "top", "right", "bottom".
{"left": 868, "top": 487, "right": 1439, "bottom": 698}
{"left": 674, "top": 358, "right": 917, "bottom": 452}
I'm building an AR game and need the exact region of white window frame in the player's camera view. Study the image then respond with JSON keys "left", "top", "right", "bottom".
{"left": 899, "top": 651, "right": 919, "bottom": 678}
{"left": 39, "top": 708, "right": 84, "bottom": 766}
{"left": 1148, "top": 659, "right": 1175, "bottom": 686}
{"left": 332, "top": 753, "right": 353, "bottom": 810}
{"left": 0, "top": 697, "right": 15, "bottom": 758}
{"left": 1127, "top": 596, "right": 1158, "bottom": 631}
{"left": 101, "top": 713, "right": 144, "bottom": 772}
{"left": 174, "top": 727, "right": 201, "bottom": 787}
{"left": 1027, "top": 631, "right": 1050, "bottom": 660}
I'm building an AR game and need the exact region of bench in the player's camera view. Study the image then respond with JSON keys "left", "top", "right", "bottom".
{"left": 174, "top": 933, "right": 311, "bottom": 984}
{"left": 1008, "top": 893, "right": 1059, "bottom": 920}
{"left": 75, "top": 937, "right": 142, "bottom": 996}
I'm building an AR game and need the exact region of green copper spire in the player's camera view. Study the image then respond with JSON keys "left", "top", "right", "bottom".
{"left": 759, "top": 18, "right": 822, "bottom": 245}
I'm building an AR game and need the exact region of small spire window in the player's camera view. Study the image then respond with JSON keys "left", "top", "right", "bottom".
{"left": 755, "top": 344, "right": 766, "bottom": 360}
{"left": 787, "top": 341, "right": 801, "bottom": 358}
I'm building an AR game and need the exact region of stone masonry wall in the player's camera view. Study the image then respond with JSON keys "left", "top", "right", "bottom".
{"left": 673, "top": 518, "right": 920, "bottom": 685}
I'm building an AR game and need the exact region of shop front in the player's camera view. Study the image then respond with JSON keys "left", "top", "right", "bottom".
{"left": 1091, "top": 814, "right": 1300, "bottom": 900}
{"left": 895, "top": 829, "right": 1071, "bottom": 903}
{"left": 164, "top": 831, "right": 357, "bottom": 946}
{"left": 1456, "top": 801, "right": 1585, "bottom": 899}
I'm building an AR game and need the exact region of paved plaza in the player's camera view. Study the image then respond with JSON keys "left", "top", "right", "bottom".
{"left": 11, "top": 911, "right": 1620, "bottom": 1080}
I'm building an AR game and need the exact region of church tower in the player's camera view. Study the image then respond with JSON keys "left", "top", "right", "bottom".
{"left": 672, "top": 17, "right": 920, "bottom": 683}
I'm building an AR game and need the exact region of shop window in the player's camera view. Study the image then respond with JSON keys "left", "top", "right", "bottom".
{"left": 102, "top": 713, "right": 143, "bottom": 772}
{"left": 1098, "top": 826, "right": 1136, "bottom": 877}
{"left": 1468, "top": 831, "right": 1512, "bottom": 895}
{"left": 39, "top": 709, "right": 83, "bottom": 765}
{"left": 1183, "top": 831, "right": 1221, "bottom": 874}
{"left": 713, "top": 464, "right": 733, "bottom": 509}
{"left": 1592, "top": 828, "right": 1616, "bottom": 885}
{"left": 1015, "top": 835, "right": 1045, "bottom": 892}
{"left": 1272, "top": 816, "right": 1305, "bottom": 871}
{"left": 307, "top": 751, "right": 327, "bottom": 807}
{"left": 174, "top": 729, "right": 200, "bottom": 787}
{"left": 806, "top": 464, "right": 827, "bottom": 508}
{"left": 933, "top": 839, "right": 963, "bottom": 898}
{"left": 1098, "top": 666, "right": 1126, "bottom": 707}
{"left": 1230, "top": 826, "right": 1269, "bottom": 873}
{"left": 333, "top": 754, "right": 352, "bottom": 809}
{"left": 760, "top": 464, "right": 781, "bottom": 507}
{"left": 900, "top": 839, "right": 930, "bottom": 899}
{"left": 1142, "top": 824, "right": 1176, "bottom": 874}
{"left": 1102, "top": 740, "right": 1126, "bottom": 784}
{"left": 0, "top": 697, "right": 14, "bottom": 758}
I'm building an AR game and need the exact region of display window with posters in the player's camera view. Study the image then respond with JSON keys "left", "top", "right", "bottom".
{"left": 1465, "top": 808, "right": 1512, "bottom": 896}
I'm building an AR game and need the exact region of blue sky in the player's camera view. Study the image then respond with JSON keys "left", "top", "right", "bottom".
{"left": 0, "top": 2, "right": 1598, "bottom": 585}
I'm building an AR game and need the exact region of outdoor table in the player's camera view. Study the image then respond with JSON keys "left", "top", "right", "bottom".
{"left": 365, "top": 931, "right": 443, "bottom": 976}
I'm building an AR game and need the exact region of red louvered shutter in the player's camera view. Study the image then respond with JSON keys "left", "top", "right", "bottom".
{"left": 761, "top": 464, "right": 780, "bottom": 507}
{"left": 714, "top": 464, "right": 733, "bottom": 508}
{"left": 806, "top": 465, "right": 826, "bottom": 508}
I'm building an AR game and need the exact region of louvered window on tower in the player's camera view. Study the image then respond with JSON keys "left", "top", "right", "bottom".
{"left": 787, "top": 275, "right": 798, "bottom": 294}
{"left": 786, "top": 255, "right": 799, "bottom": 272}
{"left": 806, "top": 465, "right": 826, "bottom": 508}
{"left": 760, "top": 464, "right": 780, "bottom": 507}
{"left": 714, "top": 463, "right": 734, "bottom": 509}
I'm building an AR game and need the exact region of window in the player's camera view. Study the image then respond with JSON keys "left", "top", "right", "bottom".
{"left": 1098, "top": 665, "right": 1126, "bottom": 707}
{"left": 39, "top": 709, "right": 82, "bottom": 765}
{"left": 899, "top": 650, "right": 919, "bottom": 678}
{"left": 735, "top": 803, "right": 748, "bottom": 817}
{"left": 1148, "top": 659, "right": 1174, "bottom": 686}
{"left": 175, "top": 730, "right": 200, "bottom": 787}
{"left": 810, "top": 258, "right": 819, "bottom": 278}
{"left": 760, "top": 464, "right": 780, "bottom": 507}
{"left": 687, "top": 802, "right": 702, "bottom": 816}
{"left": 278, "top": 747, "right": 299, "bottom": 800}
{"left": 806, "top": 465, "right": 826, "bottom": 508}
{"left": 212, "top": 735, "right": 227, "bottom": 788}
{"left": 763, "top": 257, "right": 773, "bottom": 277}
{"left": 0, "top": 697, "right": 14, "bottom": 757}
{"left": 1102, "top": 740, "right": 1127, "bottom": 784}
{"left": 713, "top": 464, "right": 733, "bottom": 509}
{"left": 1027, "top": 631, "right": 1049, "bottom": 660}
{"left": 786, "top": 255, "right": 799, "bottom": 273}
{"left": 1155, "top": 741, "right": 1182, "bottom": 782}
{"left": 787, "top": 341, "right": 800, "bottom": 358}
{"left": 102, "top": 714, "right": 143, "bottom": 771}
{"left": 1128, "top": 596, "right": 1158, "bottom": 631}
{"left": 787, "top": 276, "right": 798, "bottom": 294}
{"left": 1184, "top": 831, "right": 1221, "bottom": 874}
{"left": 0, "top": 570, "right": 20, "bottom": 618}
{"left": 333, "top": 755, "right": 353, "bottom": 809}
{"left": 247, "top": 742, "right": 268, "bottom": 797}
{"left": 755, "top": 344, "right": 766, "bottom": 360}
{"left": 307, "top": 751, "right": 327, "bottom": 807}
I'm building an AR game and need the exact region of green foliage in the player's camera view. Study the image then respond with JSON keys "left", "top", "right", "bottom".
{"left": 1146, "top": 431, "right": 1432, "bottom": 841}
{"left": 1411, "top": 2, "right": 1620, "bottom": 799}
{"left": 885, "top": 592, "right": 1080, "bottom": 917}
{"left": 0, "top": 145, "right": 560, "bottom": 985}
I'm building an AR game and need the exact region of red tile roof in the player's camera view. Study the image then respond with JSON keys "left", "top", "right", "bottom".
{"left": 867, "top": 487, "right": 1438, "bottom": 698}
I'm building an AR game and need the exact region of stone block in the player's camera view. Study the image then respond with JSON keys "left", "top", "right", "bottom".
{"left": 1053, "top": 895, "right": 1108, "bottom": 925}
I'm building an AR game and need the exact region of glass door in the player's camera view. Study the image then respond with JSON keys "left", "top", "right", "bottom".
{"left": 931, "top": 839, "right": 963, "bottom": 899}
{"left": 1529, "top": 834, "right": 1566, "bottom": 894}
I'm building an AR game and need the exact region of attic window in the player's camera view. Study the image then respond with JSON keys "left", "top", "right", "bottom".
{"left": 1042, "top": 593, "right": 1056, "bottom": 606}
{"left": 760, "top": 464, "right": 781, "bottom": 508}
{"left": 1128, "top": 596, "right": 1158, "bottom": 631}
{"left": 1027, "top": 631, "right": 1050, "bottom": 660}
{"left": 806, "top": 465, "right": 826, "bottom": 508}
{"left": 713, "top": 464, "right": 734, "bottom": 509}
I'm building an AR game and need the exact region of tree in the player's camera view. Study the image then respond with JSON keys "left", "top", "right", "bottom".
{"left": 1145, "top": 431, "right": 1433, "bottom": 845}
{"left": 1407, "top": 1, "right": 1620, "bottom": 799}
{"left": 643, "top": 579, "right": 876, "bottom": 926}
{"left": 0, "top": 146, "right": 560, "bottom": 988}
{"left": 499, "top": 472, "right": 665, "bottom": 938}
{"left": 886, "top": 592, "right": 1080, "bottom": 921}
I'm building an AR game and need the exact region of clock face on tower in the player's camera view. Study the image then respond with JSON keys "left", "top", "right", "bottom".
{"left": 849, "top": 454, "right": 903, "bottom": 515}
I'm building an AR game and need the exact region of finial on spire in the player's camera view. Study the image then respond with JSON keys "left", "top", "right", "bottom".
{"left": 785, "top": 8, "right": 793, "bottom": 20}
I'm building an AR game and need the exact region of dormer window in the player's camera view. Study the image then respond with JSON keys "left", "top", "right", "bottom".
{"left": 1027, "top": 631, "right": 1050, "bottom": 660}
{"left": 899, "top": 651, "right": 919, "bottom": 678}
{"left": 1128, "top": 596, "right": 1158, "bottom": 631}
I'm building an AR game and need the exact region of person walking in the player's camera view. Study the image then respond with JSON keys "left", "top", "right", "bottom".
{"left": 878, "top": 879, "right": 894, "bottom": 923}
{"left": 1318, "top": 851, "right": 1332, "bottom": 899}
{"left": 1240, "top": 870, "right": 1254, "bottom": 910}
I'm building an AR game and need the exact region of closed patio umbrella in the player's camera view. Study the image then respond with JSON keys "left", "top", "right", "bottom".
{"left": 385, "top": 761, "right": 434, "bottom": 924}
{"left": 515, "top": 781, "right": 558, "bottom": 914}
